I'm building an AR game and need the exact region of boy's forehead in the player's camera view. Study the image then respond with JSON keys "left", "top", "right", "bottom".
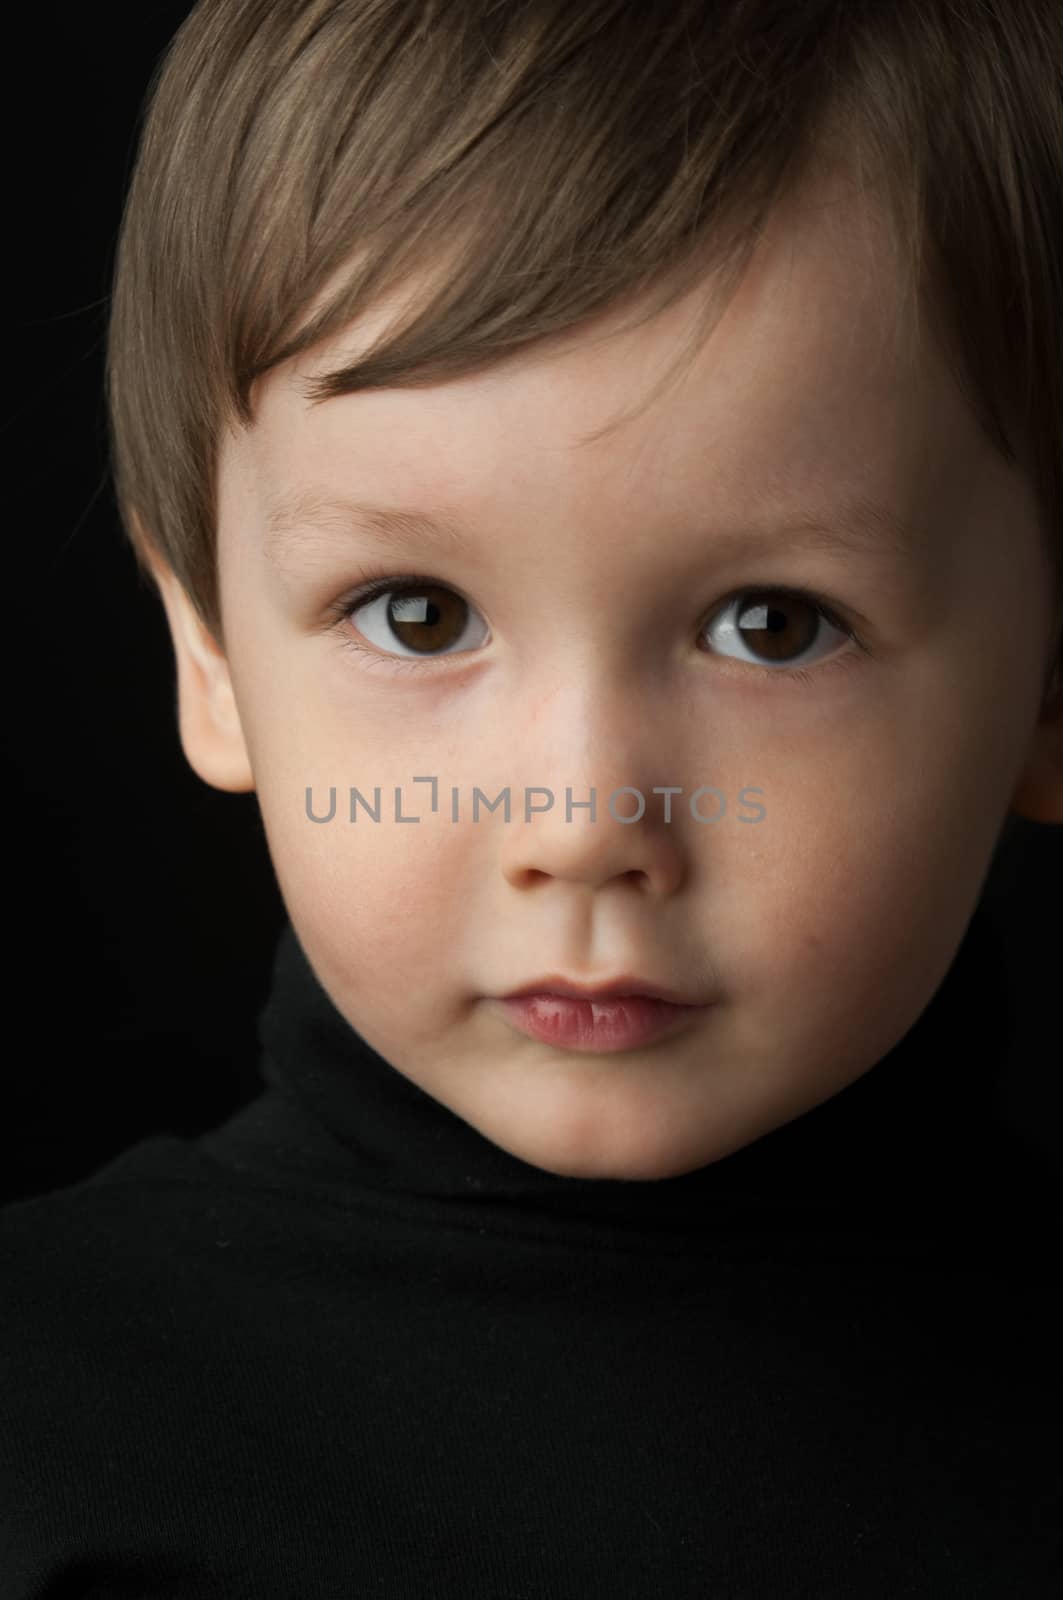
{"left": 246, "top": 159, "right": 908, "bottom": 421}
{"left": 225, "top": 163, "right": 982, "bottom": 564}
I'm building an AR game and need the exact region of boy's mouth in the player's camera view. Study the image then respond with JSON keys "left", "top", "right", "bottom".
{"left": 494, "top": 976, "right": 714, "bottom": 1054}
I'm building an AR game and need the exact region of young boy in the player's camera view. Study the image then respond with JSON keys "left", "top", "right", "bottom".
{"left": 3, "top": 0, "right": 1061, "bottom": 1592}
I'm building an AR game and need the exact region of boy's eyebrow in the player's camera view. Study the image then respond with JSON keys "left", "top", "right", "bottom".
{"left": 265, "top": 487, "right": 468, "bottom": 562}
{"left": 263, "top": 485, "right": 929, "bottom": 568}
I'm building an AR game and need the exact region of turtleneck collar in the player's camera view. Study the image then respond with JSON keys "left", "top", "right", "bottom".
{"left": 208, "top": 889, "right": 1044, "bottom": 1249}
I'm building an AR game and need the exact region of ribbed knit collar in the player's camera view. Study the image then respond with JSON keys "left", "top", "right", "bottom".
{"left": 239, "top": 892, "right": 1037, "bottom": 1249}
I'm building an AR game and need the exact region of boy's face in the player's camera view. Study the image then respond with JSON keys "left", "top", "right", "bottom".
{"left": 156, "top": 165, "right": 1062, "bottom": 1180}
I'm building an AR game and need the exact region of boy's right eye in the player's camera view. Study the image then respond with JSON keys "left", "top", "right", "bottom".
{"left": 330, "top": 577, "right": 491, "bottom": 664}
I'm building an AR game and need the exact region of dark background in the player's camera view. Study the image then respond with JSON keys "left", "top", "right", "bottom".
{"left": 3, "top": 6, "right": 1061, "bottom": 1207}
{"left": 5, "top": 4, "right": 286, "bottom": 1207}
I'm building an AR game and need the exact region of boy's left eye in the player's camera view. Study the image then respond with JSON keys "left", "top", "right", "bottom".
{"left": 324, "top": 575, "right": 863, "bottom": 683}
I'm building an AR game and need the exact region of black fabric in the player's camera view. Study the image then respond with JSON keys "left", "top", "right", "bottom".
{"left": 1, "top": 892, "right": 1060, "bottom": 1597}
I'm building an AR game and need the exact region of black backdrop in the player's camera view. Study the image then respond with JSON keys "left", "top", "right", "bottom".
{"left": 3, "top": 5, "right": 1060, "bottom": 1208}
{"left": 6, "top": 4, "right": 286, "bottom": 1206}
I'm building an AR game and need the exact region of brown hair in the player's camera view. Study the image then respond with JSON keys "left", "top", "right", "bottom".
{"left": 106, "top": 0, "right": 1063, "bottom": 696}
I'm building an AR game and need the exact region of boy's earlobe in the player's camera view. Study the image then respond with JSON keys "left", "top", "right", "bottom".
{"left": 141, "top": 537, "right": 256, "bottom": 796}
{"left": 1009, "top": 678, "right": 1063, "bottom": 825}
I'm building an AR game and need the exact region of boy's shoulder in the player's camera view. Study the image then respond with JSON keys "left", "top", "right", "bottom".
{"left": 0, "top": 1128, "right": 288, "bottom": 1380}
{"left": 0, "top": 1133, "right": 267, "bottom": 1584}
{"left": 0, "top": 1135, "right": 226, "bottom": 1335}
{"left": 1, "top": 1132, "right": 221, "bottom": 1236}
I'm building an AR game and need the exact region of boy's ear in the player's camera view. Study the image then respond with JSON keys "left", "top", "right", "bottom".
{"left": 140, "top": 531, "right": 255, "bottom": 795}
{"left": 1009, "top": 674, "right": 1063, "bottom": 825}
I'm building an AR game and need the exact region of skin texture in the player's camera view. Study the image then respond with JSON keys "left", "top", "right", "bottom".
{"left": 147, "top": 165, "right": 1063, "bottom": 1181}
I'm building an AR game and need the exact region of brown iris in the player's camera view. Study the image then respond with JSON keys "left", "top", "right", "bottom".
{"left": 733, "top": 591, "right": 819, "bottom": 662}
{"left": 386, "top": 585, "right": 467, "bottom": 654}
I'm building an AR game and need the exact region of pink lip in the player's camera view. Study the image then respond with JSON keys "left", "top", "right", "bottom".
{"left": 496, "top": 993, "right": 711, "bottom": 1054}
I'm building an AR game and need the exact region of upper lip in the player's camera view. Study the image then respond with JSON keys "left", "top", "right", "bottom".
{"left": 501, "top": 974, "right": 706, "bottom": 1005}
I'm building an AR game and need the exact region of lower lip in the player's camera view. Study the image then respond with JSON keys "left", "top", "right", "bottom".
{"left": 497, "top": 993, "right": 710, "bottom": 1053}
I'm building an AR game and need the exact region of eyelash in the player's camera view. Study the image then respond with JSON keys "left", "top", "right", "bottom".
{"left": 321, "top": 569, "right": 867, "bottom": 687}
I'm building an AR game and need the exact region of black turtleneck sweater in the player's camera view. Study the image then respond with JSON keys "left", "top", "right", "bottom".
{"left": 1, "top": 895, "right": 1060, "bottom": 1598}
